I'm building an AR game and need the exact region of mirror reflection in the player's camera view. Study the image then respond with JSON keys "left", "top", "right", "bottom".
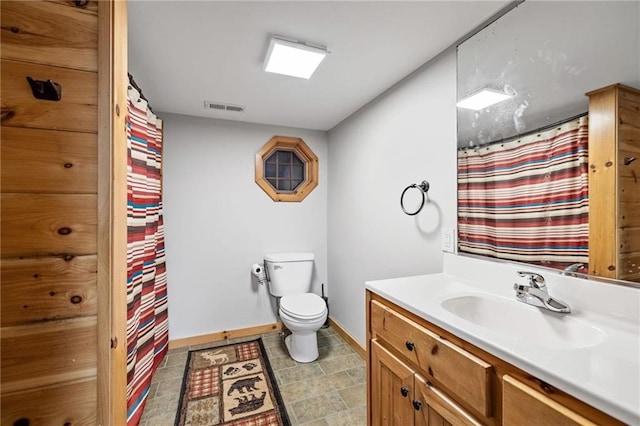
{"left": 456, "top": 1, "right": 640, "bottom": 281}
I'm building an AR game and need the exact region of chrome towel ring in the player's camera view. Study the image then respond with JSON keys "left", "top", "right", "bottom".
{"left": 400, "top": 180, "right": 430, "bottom": 215}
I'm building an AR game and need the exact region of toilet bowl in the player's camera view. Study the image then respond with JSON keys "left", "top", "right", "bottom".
{"left": 279, "top": 293, "right": 328, "bottom": 363}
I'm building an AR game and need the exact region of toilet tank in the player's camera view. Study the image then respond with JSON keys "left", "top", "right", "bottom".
{"left": 264, "top": 252, "right": 314, "bottom": 297}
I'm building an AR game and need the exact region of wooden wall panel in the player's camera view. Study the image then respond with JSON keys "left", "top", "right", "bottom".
{"left": 0, "top": 0, "right": 98, "bottom": 71}
{"left": 1, "top": 0, "right": 105, "bottom": 422}
{"left": 1, "top": 316, "right": 97, "bottom": 393}
{"left": 1, "top": 193, "right": 97, "bottom": 258}
{"left": 1, "top": 378, "right": 97, "bottom": 426}
{"left": 0, "top": 59, "right": 97, "bottom": 132}
{"left": 1, "top": 126, "right": 97, "bottom": 194}
{"left": 618, "top": 86, "right": 640, "bottom": 282}
{"left": 619, "top": 252, "right": 640, "bottom": 282}
{"left": 1, "top": 255, "right": 97, "bottom": 325}
{"left": 587, "top": 86, "right": 618, "bottom": 278}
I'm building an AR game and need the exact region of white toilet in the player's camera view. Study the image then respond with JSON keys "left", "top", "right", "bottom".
{"left": 264, "top": 252, "right": 327, "bottom": 363}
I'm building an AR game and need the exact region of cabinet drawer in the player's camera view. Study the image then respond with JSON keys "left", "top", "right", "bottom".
{"left": 503, "top": 375, "right": 596, "bottom": 426}
{"left": 371, "top": 300, "right": 492, "bottom": 417}
{"left": 415, "top": 374, "right": 483, "bottom": 426}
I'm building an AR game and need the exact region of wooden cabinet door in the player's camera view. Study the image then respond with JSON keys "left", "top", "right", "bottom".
{"left": 503, "top": 375, "right": 596, "bottom": 426}
{"left": 414, "top": 374, "right": 483, "bottom": 426}
{"left": 371, "top": 339, "right": 416, "bottom": 426}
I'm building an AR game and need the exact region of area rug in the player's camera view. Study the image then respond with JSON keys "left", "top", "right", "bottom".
{"left": 174, "top": 338, "right": 291, "bottom": 426}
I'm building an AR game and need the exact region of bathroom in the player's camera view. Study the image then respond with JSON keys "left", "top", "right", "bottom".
{"left": 133, "top": 0, "right": 639, "bottom": 423}
{"left": 1, "top": 0, "right": 638, "bottom": 425}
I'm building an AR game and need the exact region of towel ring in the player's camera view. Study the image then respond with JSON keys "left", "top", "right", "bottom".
{"left": 400, "top": 180, "right": 430, "bottom": 216}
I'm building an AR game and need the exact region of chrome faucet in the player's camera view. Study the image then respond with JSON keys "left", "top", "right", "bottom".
{"left": 561, "top": 263, "right": 586, "bottom": 277}
{"left": 513, "top": 271, "right": 571, "bottom": 313}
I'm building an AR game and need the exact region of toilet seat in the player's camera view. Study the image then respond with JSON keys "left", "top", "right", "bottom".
{"left": 280, "top": 293, "right": 326, "bottom": 319}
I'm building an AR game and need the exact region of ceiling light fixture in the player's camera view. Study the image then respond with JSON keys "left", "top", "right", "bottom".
{"left": 456, "top": 87, "right": 512, "bottom": 111}
{"left": 263, "top": 35, "right": 328, "bottom": 79}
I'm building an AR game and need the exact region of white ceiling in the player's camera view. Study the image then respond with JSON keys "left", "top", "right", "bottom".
{"left": 127, "top": 1, "right": 509, "bottom": 131}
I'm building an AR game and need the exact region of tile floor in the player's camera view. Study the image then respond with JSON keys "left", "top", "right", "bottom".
{"left": 139, "top": 326, "right": 367, "bottom": 426}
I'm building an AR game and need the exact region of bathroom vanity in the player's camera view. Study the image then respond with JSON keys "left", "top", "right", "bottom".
{"left": 365, "top": 254, "right": 640, "bottom": 425}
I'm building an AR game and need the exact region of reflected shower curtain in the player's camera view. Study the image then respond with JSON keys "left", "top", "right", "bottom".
{"left": 126, "top": 86, "right": 169, "bottom": 425}
{"left": 457, "top": 115, "right": 589, "bottom": 269}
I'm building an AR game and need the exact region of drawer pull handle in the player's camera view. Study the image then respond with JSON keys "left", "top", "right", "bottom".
{"left": 412, "top": 400, "right": 422, "bottom": 411}
{"left": 405, "top": 341, "right": 415, "bottom": 351}
{"left": 400, "top": 387, "right": 409, "bottom": 397}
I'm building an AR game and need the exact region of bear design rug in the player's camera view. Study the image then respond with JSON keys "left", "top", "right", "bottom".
{"left": 175, "top": 338, "right": 291, "bottom": 426}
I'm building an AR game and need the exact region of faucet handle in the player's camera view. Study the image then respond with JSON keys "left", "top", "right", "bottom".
{"left": 517, "top": 271, "right": 545, "bottom": 288}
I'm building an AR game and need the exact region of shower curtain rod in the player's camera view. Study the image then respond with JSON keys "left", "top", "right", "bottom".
{"left": 458, "top": 111, "right": 588, "bottom": 152}
{"left": 127, "top": 72, "right": 154, "bottom": 113}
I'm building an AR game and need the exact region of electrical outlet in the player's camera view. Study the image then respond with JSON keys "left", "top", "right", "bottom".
{"left": 442, "top": 227, "right": 456, "bottom": 253}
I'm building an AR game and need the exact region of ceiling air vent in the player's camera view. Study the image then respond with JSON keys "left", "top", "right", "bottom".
{"left": 204, "top": 100, "right": 245, "bottom": 113}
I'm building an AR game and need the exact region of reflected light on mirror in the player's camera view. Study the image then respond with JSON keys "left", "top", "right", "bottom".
{"left": 264, "top": 36, "right": 328, "bottom": 79}
{"left": 457, "top": 88, "right": 512, "bottom": 111}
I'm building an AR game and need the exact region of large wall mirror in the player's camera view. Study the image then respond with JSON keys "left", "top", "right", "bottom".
{"left": 456, "top": 1, "right": 640, "bottom": 282}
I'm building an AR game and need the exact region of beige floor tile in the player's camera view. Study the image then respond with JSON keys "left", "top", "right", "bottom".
{"left": 299, "top": 418, "right": 330, "bottom": 426}
{"left": 280, "top": 371, "right": 355, "bottom": 403}
{"left": 345, "top": 366, "right": 366, "bottom": 384}
{"left": 317, "top": 334, "right": 342, "bottom": 348}
{"left": 164, "top": 351, "right": 189, "bottom": 367}
{"left": 339, "top": 384, "right": 366, "bottom": 409}
{"left": 140, "top": 410, "right": 178, "bottom": 426}
{"left": 318, "top": 344, "right": 355, "bottom": 359}
{"left": 291, "top": 391, "right": 348, "bottom": 424}
{"left": 325, "top": 405, "right": 367, "bottom": 426}
{"left": 261, "top": 334, "right": 284, "bottom": 348}
{"left": 318, "top": 353, "right": 364, "bottom": 375}
{"left": 152, "top": 364, "right": 186, "bottom": 383}
{"left": 155, "top": 377, "right": 184, "bottom": 398}
{"left": 270, "top": 354, "right": 298, "bottom": 370}
{"left": 276, "top": 363, "right": 324, "bottom": 385}
{"left": 267, "top": 341, "right": 290, "bottom": 358}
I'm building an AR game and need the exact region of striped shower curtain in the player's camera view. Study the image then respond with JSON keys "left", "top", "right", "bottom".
{"left": 457, "top": 115, "right": 589, "bottom": 269}
{"left": 126, "top": 86, "right": 169, "bottom": 425}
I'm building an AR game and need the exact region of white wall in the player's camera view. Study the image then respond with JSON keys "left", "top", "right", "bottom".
{"left": 327, "top": 47, "right": 459, "bottom": 346}
{"left": 162, "top": 114, "right": 328, "bottom": 340}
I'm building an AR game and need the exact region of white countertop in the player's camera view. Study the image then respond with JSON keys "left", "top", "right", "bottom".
{"left": 366, "top": 269, "right": 640, "bottom": 425}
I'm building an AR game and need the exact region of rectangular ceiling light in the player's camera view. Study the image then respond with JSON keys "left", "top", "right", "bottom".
{"left": 264, "top": 36, "right": 328, "bottom": 79}
{"left": 456, "top": 88, "right": 512, "bottom": 111}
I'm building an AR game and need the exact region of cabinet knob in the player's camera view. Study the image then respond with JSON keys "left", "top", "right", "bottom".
{"left": 405, "top": 341, "right": 415, "bottom": 351}
{"left": 412, "top": 400, "right": 422, "bottom": 411}
{"left": 400, "top": 387, "right": 409, "bottom": 397}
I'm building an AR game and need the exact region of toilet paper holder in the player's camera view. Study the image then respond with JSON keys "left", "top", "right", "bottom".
{"left": 251, "top": 263, "right": 267, "bottom": 285}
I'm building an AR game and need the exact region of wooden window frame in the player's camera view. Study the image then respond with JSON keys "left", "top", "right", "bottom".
{"left": 255, "top": 136, "right": 318, "bottom": 202}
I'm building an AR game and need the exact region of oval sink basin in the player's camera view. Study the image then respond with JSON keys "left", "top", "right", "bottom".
{"left": 441, "top": 295, "right": 606, "bottom": 349}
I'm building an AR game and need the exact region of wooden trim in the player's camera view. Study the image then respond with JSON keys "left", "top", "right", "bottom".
{"left": 255, "top": 135, "right": 319, "bottom": 202}
{"left": 328, "top": 317, "right": 366, "bottom": 360}
{"left": 168, "top": 322, "right": 284, "bottom": 350}
{"left": 96, "top": 1, "right": 128, "bottom": 425}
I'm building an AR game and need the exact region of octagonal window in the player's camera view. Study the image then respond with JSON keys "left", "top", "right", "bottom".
{"left": 265, "top": 150, "right": 305, "bottom": 192}
{"left": 255, "top": 136, "right": 318, "bottom": 202}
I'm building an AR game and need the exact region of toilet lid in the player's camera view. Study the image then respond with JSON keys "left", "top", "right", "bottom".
{"left": 280, "top": 293, "right": 326, "bottom": 319}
